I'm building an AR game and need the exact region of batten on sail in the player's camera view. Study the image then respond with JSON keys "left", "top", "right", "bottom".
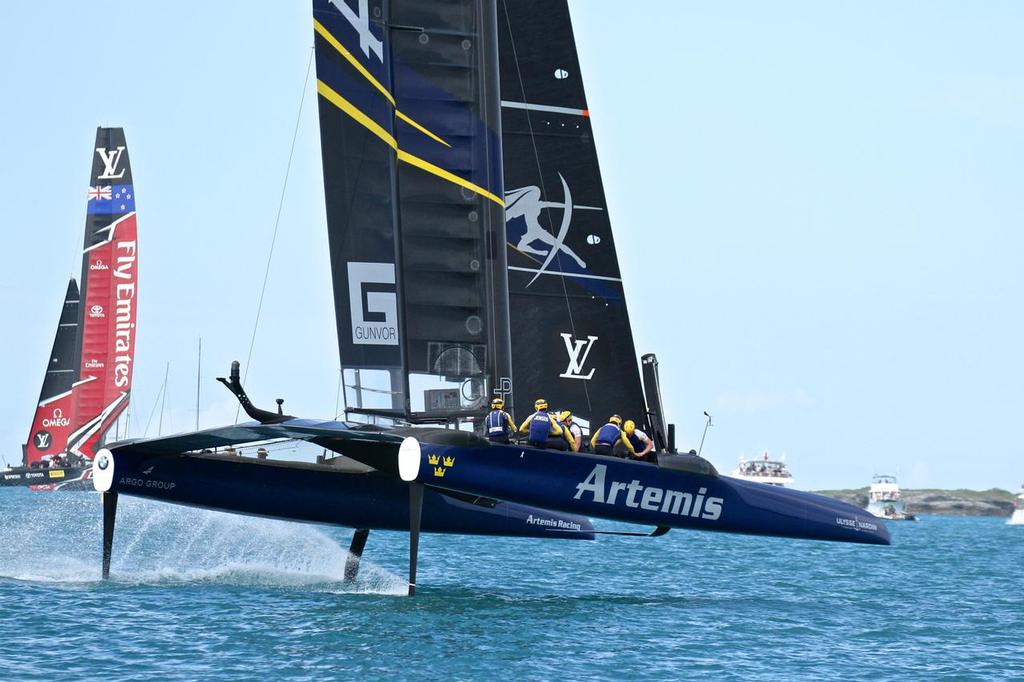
{"left": 314, "top": 0, "right": 511, "bottom": 422}
{"left": 498, "top": 0, "right": 646, "bottom": 429}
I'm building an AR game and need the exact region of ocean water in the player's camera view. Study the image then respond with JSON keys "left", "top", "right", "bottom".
{"left": 0, "top": 487, "right": 1021, "bottom": 681}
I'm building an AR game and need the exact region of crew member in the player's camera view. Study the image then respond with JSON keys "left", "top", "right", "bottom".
{"left": 560, "top": 410, "right": 583, "bottom": 453}
{"left": 518, "top": 398, "right": 572, "bottom": 451}
{"left": 590, "top": 415, "right": 635, "bottom": 458}
{"left": 622, "top": 419, "right": 655, "bottom": 461}
{"left": 484, "top": 398, "right": 515, "bottom": 444}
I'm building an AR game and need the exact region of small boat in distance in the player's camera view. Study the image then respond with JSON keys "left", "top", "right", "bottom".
{"left": 866, "top": 474, "right": 918, "bottom": 521}
{"left": 1007, "top": 484, "right": 1024, "bottom": 526}
{"left": 731, "top": 452, "right": 793, "bottom": 488}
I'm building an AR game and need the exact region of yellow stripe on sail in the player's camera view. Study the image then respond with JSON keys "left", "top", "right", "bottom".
{"left": 314, "top": 19, "right": 449, "bottom": 148}
{"left": 317, "top": 80, "right": 397, "bottom": 149}
{"left": 314, "top": 19, "right": 395, "bottom": 106}
{"left": 317, "top": 80, "right": 503, "bottom": 207}
{"left": 396, "top": 111, "right": 451, "bottom": 148}
{"left": 396, "top": 150, "right": 503, "bottom": 207}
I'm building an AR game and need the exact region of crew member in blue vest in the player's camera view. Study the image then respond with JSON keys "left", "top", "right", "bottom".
{"left": 484, "top": 398, "right": 515, "bottom": 444}
{"left": 621, "top": 419, "right": 655, "bottom": 461}
{"left": 518, "top": 398, "right": 572, "bottom": 450}
{"left": 590, "top": 415, "right": 635, "bottom": 458}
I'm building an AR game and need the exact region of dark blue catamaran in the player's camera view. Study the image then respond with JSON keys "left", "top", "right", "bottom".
{"left": 93, "top": 0, "right": 888, "bottom": 595}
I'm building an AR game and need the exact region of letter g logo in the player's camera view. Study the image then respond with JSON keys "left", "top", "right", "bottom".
{"left": 347, "top": 262, "right": 399, "bottom": 346}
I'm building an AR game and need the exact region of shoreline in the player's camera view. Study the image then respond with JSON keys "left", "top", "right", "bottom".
{"left": 814, "top": 487, "right": 1016, "bottom": 517}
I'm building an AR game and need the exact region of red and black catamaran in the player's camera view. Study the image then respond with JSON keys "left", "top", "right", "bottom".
{"left": 2, "top": 128, "right": 139, "bottom": 490}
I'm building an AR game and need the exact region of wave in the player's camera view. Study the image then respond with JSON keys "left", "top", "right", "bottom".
{"left": 0, "top": 491, "right": 406, "bottom": 595}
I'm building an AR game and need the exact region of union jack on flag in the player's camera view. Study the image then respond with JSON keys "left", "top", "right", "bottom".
{"left": 88, "top": 185, "right": 112, "bottom": 201}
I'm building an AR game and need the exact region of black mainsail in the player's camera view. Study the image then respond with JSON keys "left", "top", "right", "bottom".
{"left": 498, "top": 0, "right": 646, "bottom": 429}
{"left": 23, "top": 280, "right": 80, "bottom": 466}
{"left": 314, "top": 0, "right": 511, "bottom": 420}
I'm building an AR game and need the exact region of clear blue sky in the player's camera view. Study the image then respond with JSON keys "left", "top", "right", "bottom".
{"left": 1, "top": 2, "right": 1021, "bottom": 490}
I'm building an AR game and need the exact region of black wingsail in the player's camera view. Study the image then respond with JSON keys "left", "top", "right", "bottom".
{"left": 23, "top": 279, "right": 80, "bottom": 466}
{"left": 498, "top": 0, "right": 645, "bottom": 429}
{"left": 313, "top": 0, "right": 510, "bottom": 421}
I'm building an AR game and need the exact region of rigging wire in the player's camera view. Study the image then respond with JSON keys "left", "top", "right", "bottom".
{"left": 334, "top": 368, "right": 343, "bottom": 420}
{"left": 235, "top": 46, "right": 316, "bottom": 424}
{"left": 142, "top": 365, "right": 169, "bottom": 437}
{"left": 158, "top": 361, "right": 170, "bottom": 435}
{"left": 501, "top": 1, "right": 594, "bottom": 418}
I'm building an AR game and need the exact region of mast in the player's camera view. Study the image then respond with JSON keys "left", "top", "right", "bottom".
{"left": 67, "top": 127, "right": 139, "bottom": 459}
{"left": 22, "top": 279, "right": 80, "bottom": 466}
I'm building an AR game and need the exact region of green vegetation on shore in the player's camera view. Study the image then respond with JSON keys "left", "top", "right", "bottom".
{"left": 814, "top": 487, "right": 1016, "bottom": 516}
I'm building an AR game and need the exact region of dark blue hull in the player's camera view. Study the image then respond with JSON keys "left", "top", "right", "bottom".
{"left": 404, "top": 443, "right": 891, "bottom": 546}
{"left": 106, "top": 448, "right": 594, "bottom": 539}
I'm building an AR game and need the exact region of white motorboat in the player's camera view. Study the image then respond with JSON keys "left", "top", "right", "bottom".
{"left": 866, "top": 474, "right": 917, "bottom": 521}
{"left": 1007, "top": 484, "right": 1024, "bottom": 526}
{"left": 731, "top": 452, "right": 793, "bottom": 487}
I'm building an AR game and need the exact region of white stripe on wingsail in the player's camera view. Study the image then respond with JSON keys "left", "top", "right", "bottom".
{"left": 508, "top": 266, "right": 622, "bottom": 283}
{"left": 67, "top": 392, "right": 129, "bottom": 457}
{"left": 83, "top": 212, "right": 136, "bottom": 253}
{"left": 38, "top": 388, "right": 74, "bottom": 407}
{"left": 501, "top": 100, "right": 587, "bottom": 117}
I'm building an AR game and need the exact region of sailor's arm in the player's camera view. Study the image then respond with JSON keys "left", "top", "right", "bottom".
{"left": 589, "top": 431, "right": 599, "bottom": 451}
{"left": 621, "top": 435, "right": 636, "bottom": 456}
{"left": 518, "top": 413, "right": 535, "bottom": 433}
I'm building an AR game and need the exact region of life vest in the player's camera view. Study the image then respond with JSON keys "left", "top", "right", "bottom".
{"left": 627, "top": 432, "right": 646, "bottom": 452}
{"left": 528, "top": 411, "right": 553, "bottom": 443}
{"left": 485, "top": 409, "right": 509, "bottom": 437}
{"left": 594, "top": 423, "right": 621, "bottom": 446}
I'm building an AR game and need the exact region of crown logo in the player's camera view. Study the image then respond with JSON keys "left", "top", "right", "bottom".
{"left": 433, "top": 466, "right": 446, "bottom": 478}
{"left": 428, "top": 454, "right": 440, "bottom": 465}
{"left": 443, "top": 456, "right": 455, "bottom": 468}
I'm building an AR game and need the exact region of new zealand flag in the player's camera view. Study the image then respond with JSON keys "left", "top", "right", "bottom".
{"left": 87, "top": 184, "right": 135, "bottom": 214}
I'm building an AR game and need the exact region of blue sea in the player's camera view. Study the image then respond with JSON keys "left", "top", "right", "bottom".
{"left": 1, "top": 487, "right": 1021, "bottom": 680}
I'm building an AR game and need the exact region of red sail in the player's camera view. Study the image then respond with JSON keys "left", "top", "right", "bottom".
{"left": 68, "top": 128, "right": 139, "bottom": 460}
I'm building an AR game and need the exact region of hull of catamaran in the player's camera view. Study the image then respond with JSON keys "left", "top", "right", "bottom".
{"left": 0, "top": 466, "right": 92, "bottom": 490}
{"left": 103, "top": 447, "right": 595, "bottom": 540}
{"left": 393, "top": 443, "right": 891, "bottom": 546}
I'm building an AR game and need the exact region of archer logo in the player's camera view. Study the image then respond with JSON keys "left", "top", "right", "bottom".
{"left": 505, "top": 172, "right": 602, "bottom": 287}
{"left": 347, "top": 262, "right": 398, "bottom": 346}
{"left": 559, "top": 333, "right": 598, "bottom": 380}
{"left": 96, "top": 146, "right": 126, "bottom": 180}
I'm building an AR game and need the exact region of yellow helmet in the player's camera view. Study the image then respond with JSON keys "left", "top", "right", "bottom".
{"left": 491, "top": 398, "right": 504, "bottom": 409}
{"left": 608, "top": 414, "right": 622, "bottom": 425}
{"left": 623, "top": 419, "right": 636, "bottom": 434}
{"left": 534, "top": 398, "right": 548, "bottom": 411}
{"left": 559, "top": 410, "right": 572, "bottom": 422}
